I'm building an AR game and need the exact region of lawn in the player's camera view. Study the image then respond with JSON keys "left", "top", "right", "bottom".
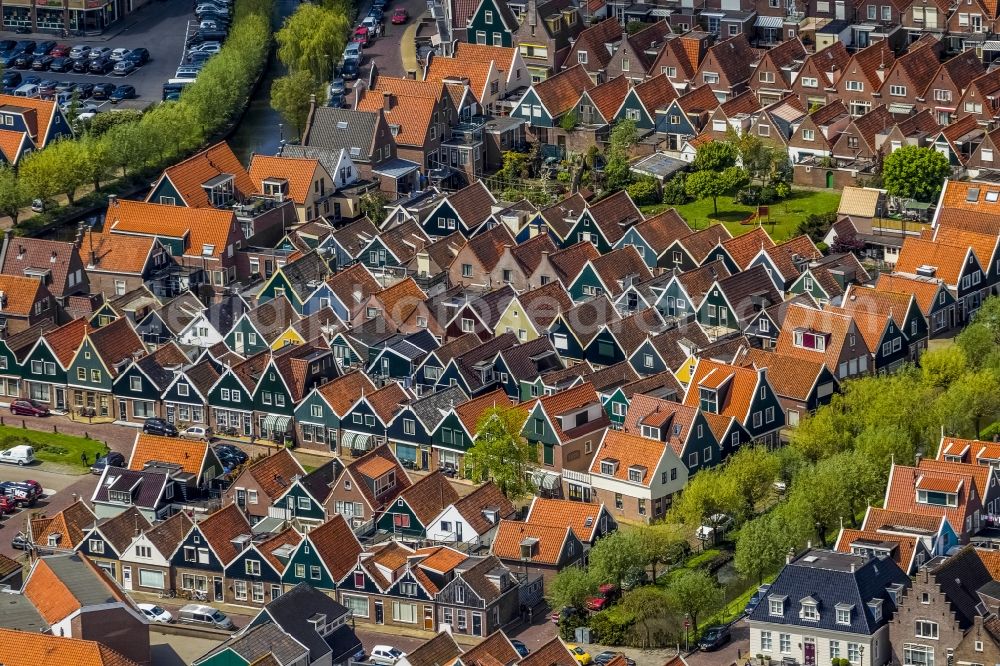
{"left": 0, "top": 425, "right": 108, "bottom": 473}
{"left": 640, "top": 188, "right": 841, "bottom": 241}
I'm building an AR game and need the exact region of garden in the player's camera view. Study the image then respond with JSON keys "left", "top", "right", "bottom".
{"left": 0, "top": 425, "right": 107, "bottom": 473}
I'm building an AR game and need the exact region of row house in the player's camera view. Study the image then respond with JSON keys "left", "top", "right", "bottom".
{"left": 513, "top": 0, "right": 585, "bottom": 81}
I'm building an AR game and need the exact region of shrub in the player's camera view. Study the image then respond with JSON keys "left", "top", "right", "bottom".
{"left": 662, "top": 173, "right": 691, "bottom": 205}
{"left": 626, "top": 177, "right": 660, "bottom": 206}
{"left": 980, "top": 421, "right": 1000, "bottom": 441}
{"left": 589, "top": 609, "right": 633, "bottom": 645}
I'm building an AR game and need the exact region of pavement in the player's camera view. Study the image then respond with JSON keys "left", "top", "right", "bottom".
{"left": 1, "top": 2, "right": 198, "bottom": 111}
{"left": 685, "top": 619, "right": 749, "bottom": 666}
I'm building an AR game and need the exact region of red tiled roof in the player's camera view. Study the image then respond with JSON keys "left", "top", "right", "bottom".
{"left": 153, "top": 141, "right": 257, "bottom": 208}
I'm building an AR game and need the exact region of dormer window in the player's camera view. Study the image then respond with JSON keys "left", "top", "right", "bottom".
{"left": 836, "top": 603, "right": 853, "bottom": 625}
{"left": 868, "top": 598, "right": 883, "bottom": 622}
{"left": 916, "top": 489, "right": 958, "bottom": 507}
{"left": 202, "top": 173, "right": 235, "bottom": 208}
{"left": 263, "top": 178, "right": 288, "bottom": 200}
{"left": 640, "top": 425, "right": 660, "bottom": 439}
{"left": 699, "top": 387, "right": 718, "bottom": 413}
{"left": 768, "top": 595, "right": 786, "bottom": 616}
{"left": 600, "top": 458, "right": 619, "bottom": 475}
{"left": 627, "top": 465, "right": 646, "bottom": 483}
{"left": 793, "top": 329, "right": 827, "bottom": 351}
{"left": 800, "top": 597, "right": 819, "bottom": 621}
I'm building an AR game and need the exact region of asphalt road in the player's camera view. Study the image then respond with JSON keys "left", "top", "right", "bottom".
{"left": 1, "top": 0, "right": 199, "bottom": 110}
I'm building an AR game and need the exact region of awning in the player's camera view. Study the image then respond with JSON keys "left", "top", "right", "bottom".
{"left": 984, "top": 40, "right": 1000, "bottom": 50}
{"left": 531, "top": 470, "right": 561, "bottom": 490}
{"left": 755, "top": 15, "right": 783, "bottom": 27}
{"left": 888, "top": 103, "right": 915, "bottom": 114}
{"left": 262, "top": 414, "right": 292, "bottom": 434}
{"left": 649, "top": 7, "right": 671, "bottom": 16}
{"left": 342, "top": 431, "right": 374, "bottom": 452}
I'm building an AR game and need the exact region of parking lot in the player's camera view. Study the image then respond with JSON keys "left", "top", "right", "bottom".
{"left": 0, "top": 1, "right": 198, "bottom": 111}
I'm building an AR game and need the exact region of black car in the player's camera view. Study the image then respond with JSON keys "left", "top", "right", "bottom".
{"left": 89, "top": 56, "right": 113, "bottom": 74}
{"left": 125, "top": 47, "right": 149, "bottom": 66}
{"left": 74, "top": 82, "right": 95, "bottom": 98}
{"left": 341, "top": 58, "right": 359, "bottom": 80}
{"left": 1, "top": 71, "right": 21, "bottom": 89}
{"left": 14, "top": 40, "right": 35, "bottom": 54}
{"left": 214, "top": 443, "right": 248, "bottom": 466}
{"left": 697, "top": 626, "right": 731, "bottom": 652}
{"left": 109, "top": 84, "right": 135, "bottom": 103}
{"left": 90, "top": 451, "right": 126, "bottom": 475}
{"left": 35, "top": 40, "right": 55, "bottom": 54}
{"left": 187, "top": 29, "right": 228, "bottom": 46}
{"left": 48, "top": 56, "right": 71, "bottom": 72}
{"left": 143, "top": 417, "right": 178, "bottom": 436}
{"left": 0, "top": 54, "right": 17, "bottom": 69}
{"left": 30, "top": 54, "right": 53, "bottom": 71}
{"left": 0, "top": 41, "right": 16, "bottom": 53}
{"left": 71, "top": 57, "right": 91, "bottom": 73}
{"left": 510, "top": 640, "right": 529, "bottom": 658}
{"left": 593, "top": 653, "right": 635, "bottom": 666}
{"left": 13, "top": 53, "right": 33, "bottom": 69}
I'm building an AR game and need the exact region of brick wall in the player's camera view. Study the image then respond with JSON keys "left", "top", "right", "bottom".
{"left": 75, "top": 607, "right": 150, "bottom": 666}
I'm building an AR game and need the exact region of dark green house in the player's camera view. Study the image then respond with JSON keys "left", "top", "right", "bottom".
{"left": 375, "top": 470, "right": 459, "bottom": 538}
{"left": 466, "top": 0, "right": 517, "bottom": 46}
{"left": 280, "top": 514, "right": 362, "bottom": 591}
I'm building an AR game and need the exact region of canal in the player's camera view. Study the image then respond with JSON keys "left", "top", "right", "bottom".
{"left": 228, "top": 0, "right": 299, "bottom": 162}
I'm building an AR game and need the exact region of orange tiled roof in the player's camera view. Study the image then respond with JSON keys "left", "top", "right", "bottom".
{"left": 738, "top": 348, "right": 827, "bottom": 402}
{"left": 939, "top": 179, "right": 1000, "bottom": 215}
{"left": 883, "top": 463, "right": 977, "bottom": 535}
{"left": 682, "top": 358, "right": 760, "bottom": 424}
{"left": 29, "top": 500, "right": 94, "bottom": 550}
{"left": 128, "top": 432, "right": 208, "bottom": 477}
{"left": 198, "top": 503, "right": 252, "bottom": 565}
{"left": 454, "top": 389, "right": 516, "bottom": 434}
{"left": 533, "top": 65, "right": 595, "bottom": 118}
{"left": 248, "top": 155, "right": 320, "bottom": 206}
{"left": 357, "top": 92, "right": 436, "bottom": 148}
{"left": 81, "top": 230, "right": 158, "bottom": 274}
{"left": 416, "top": 546, "right": 468, "bottom": 573}
{"left": 526, "top": 496, "right": 606, "bottom": 542}
{"left": 243, "top": 449, "right": 305, "bottom": 501}
{"left": 0, "top": 627, "right": 140, "bottom": 666}
{"left": 24, "top": 554, "right": 130, "bottom": 625}
{"left": 589, "top": 430, "right": 665, "bottom": 486}
{"left": 834, "top": 527, "right": 917, "bottom": 572}
{"left": 155, "top": 141, "right": 257, "bottom": 208}
{"left": 0, "top": 94, "right": 60, "bottom": 146}
{"left": 862, "top": 506, "right": 944, "bottom": 535}
{"left": 0, "top": 274, "right": 44, "bottom": 316}
{"left": 491, "top": 520, "right": 574, "bottom": 565}
{"left": 722, "top": 226, "right": 774, "bottom": 269}
{"left": 0, "top": 129, "right": 26, "bottom": 162}
{"left": 317, "top": 371, "right": 376, "bottom": 416}
{"left": 375, "top": 277, "right": 427, "bottom": 322}
{"left": 895, "top": 236, "right": 974, "bottom": 286}
{"left": 425, "top": 57, "right": 495, "bottom": 104}
{"left": 105, "top": 199, "right": 236, "bottom": 259}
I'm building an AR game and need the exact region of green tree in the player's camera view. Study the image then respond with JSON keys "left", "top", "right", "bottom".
{"left": 625, "top": 178, "right": 659, "bottom": 206}
{"left": 276, "top": 3, "right": 350, "bottom": 82}
{"left": 0, "top": 165, "right": 29, "bottom": 225}
{"left": 734, "top": 514, "right": 784, "bottom": 584}
{"left": 667, "top": 569, "right": 723, "bottom": 634}
{"left": 547, "top": 566, "right": 597, "bottom": 610}
{"left": 19, "top": 147, "right": 63, "bottom": 204}
{"left": 466, "top": 405, "right": 536, "bottom": 500}
{"left": 882, "top": 145, "right": 951, "bottom": 202}
{"left": 619, "top": 586, "right": 677, "bottom": 647}
{"left": 79, "top": 134, "right": 113, "bottom": 192}
{"left": 668, "top": 465, "right": 741, "bottom": 528}
{"left": 272, "top": 70, "right": 322, "bottom": 140}
{"left": 87, "top": 108, "right": 142, "bottom": 137}
{"left": 957, "top": 323, "right": 995, "bottom": 369}
{"left": 789, "top": 398, "right": 853, "bottom": 462}
{"left": 796, "top": 211, "right": 837, "bottom": 244}
{"left": 604, "top": 119, "right": 638, "bottom": 190}
{"left": 588, "top": 530, "right": 645, "bottom": 589}
{"left": 937, "top": 368, "right": 1000, "bottom": 436}
{"left": 560, "top": 110, "right": 577, "bottom": 132}
{"left": 104, "top": 121, "right": 153, "bottom": 179}
{"left": 724, "top": 445, "right": 780, "bottom": 522}
{"left": 359, "top": 190, "right": 388, "bottom": 225}
{"left": 693, "top": 140, "right": 738, "bottom": 172}
{"left": 684, "top": 170, "right": 728, "bottom": 215}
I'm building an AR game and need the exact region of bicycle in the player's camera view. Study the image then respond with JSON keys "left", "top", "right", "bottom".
{"left": 158, "top": 588, "right": 176, "bottom": 599}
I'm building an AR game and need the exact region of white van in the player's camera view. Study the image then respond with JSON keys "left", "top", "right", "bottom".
{"left": 13, "top": 83, "right": 38, "bottom": 98}
{"left": 0, "top": 445, "right": 34, "bottom": 466}
{"left": 178, "top": 604, "right": 235, "bottom": 630}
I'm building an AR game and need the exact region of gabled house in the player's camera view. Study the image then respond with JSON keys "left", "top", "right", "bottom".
{"left": 883, "top": 461, "right": 985, "bottom": 543}
{"left": 66, "top": 316, "right": 145, "bottom": 420}
{"left": 659, "top": 223, "right": 733, "bottom": 272}
{"left": 120, "top": 510, "right": 192, "bottom": 597}
{"left": 248, "top": 154, "right": 335, "bottom": 223}
{"left": 127, "top": 431, "right": 223, "bottom": 496}
{"left": 567, "top": 245, "right": 652, "bottom": 303}
{"left": 840, "top": 283, "right": 928, "bottom": 362}
{"left": 466, "top": 0, "right": 518, "bottom": 46}
{"left": 682, "top": 357, "right": 784, "bottom": 444}
{"left": 694, "top": 34, "right": 755, "bottom": 102}
{"left": 835, "top": 42, "right": 894, "bottom": 118}
{"left": 432, "top": 388, "right": 517, "bottom": 473}
{"left": 112, "top": 342, "right": 188, "bottom": 425}
{"left": 0, "top": 236, "right": 88, "bottom": 307}
{"left": 606, "top": 21, "right": 671, "bottom": 82}
{"left": 523, "top": 380, "right": 609, "bottom": 483}
{"left": 831, "top": 105, "right": 894, "bottom": 163}
{"left": 490, "top": 520, "right": 583, "bottom": 581}
{"left": 748, "top": 549, "right": 908, "bottom": 666}
{"left": 76, "top": 506, "right": 151, "bottom": 584}
{"left": 876, "top": 273, "right": 957, "bottom": 336}
{"left": 513, "top": 0, "right": 584, "bottom": 81}
{"left": 91, "top": 466, "right": 174, "bottom": 522}
{"left": 426, "top": 481, "right": 516, "bottom": 546}
{"left": 327, "top": 444, "right": 412, "bottom": 526}
{"left": 895, "top": 236, "right": 987, "bottom": 323}
{"left": 377, "top": 470, "right": 460, "bottom": 539}
{"left": 774, "top": 302, "right": 872, "bottom": 380}
{"left": 223, "top": 526, "right": 302, "bottom": 607}
{"left": 0, "top": 95, "right": 73, "bottom": 162}
{"left": 791, "top": 42, "right": 851, "bottom": 111}
{"left": 563, "top": 18, "right": 623, "bottom": 83}
{"left": 422, "top": 181, "right": 497, "bottom": 239}
{"left": 170, "top": 502, "right": 251, "bottom": 603}
{"left": 223, "top": 448, "right": 307, "bottom": 523}
{"left": 512, "top": 64, "right": 595, "bottom": 149}
{"left": 280, "top": 513, "right": 362, "bottom": 593}
{"left": 696, "top": 264, "right": 782, "bottom": 340}
{"left": 735, "top": 347, "right": 837, "bottom": 428}
{"left": 750, "top": 38, "right": 807, "bottom": 105}
{"left": 613, "top": 208, "right": 691, "bottom": 271}
{"left": 147, "top": 141, "right": 256, "bottom": 208}
{"left": 525, "top": 496, "right": 615, "bottom": 545}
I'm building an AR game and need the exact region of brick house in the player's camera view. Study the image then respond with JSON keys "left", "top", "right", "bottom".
{"left": 749, "top": 38, "right": 807, "bottom": 105}
{"left": 224, "top": 448, "right": 307, "bottom": 524}
{"left": 693, "top": 34, "right": 756, "bottom": 102}
{"left": 835, "top": 42, "right": 894, "bottom": 117}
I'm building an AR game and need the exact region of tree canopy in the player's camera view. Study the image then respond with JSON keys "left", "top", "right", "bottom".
{"left": 881, "top": 145, "right": 951, "bottom": 202}
{"left": 466, "top": 405, "right": 536, "bottom": 500}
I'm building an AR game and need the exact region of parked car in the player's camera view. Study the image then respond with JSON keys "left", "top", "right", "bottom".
{"left": 88, "top": 46, "right": 111, "bottom": 59}
{"left": 186, "top": 51, "right": 214, "bottom": 66}
{"left": 585, "top": 584, "right": 619, "bottom": 611}
{"left": 13, "top": 41, "right": 35, "bottom": 55}
{"left": 391, "top": 7, "right": 408, "bottom": 23}
{"left": 109, "top": 47, "right": 130, "bottom": 61}
{"left": 178, "top": 604, "right": 234, "bottom": 630}
{"left": 0, "top": 446, "right": 34, "bottom": 466}
{"left": 71, "top": 58, "right": 91, "bottom": 73}
{"left": 328, "top": 90, "right": 345, "bottom": 108}
{"left": 744, "top": 584, "right": 771, "bottom": 615}
{"left": 74, "top": 82, "right": 95, "bottom": 98}
{"left": 1, "top": 481, "right": 40, "bottom": 506}
{"left": 369, "top": 646, "right": 406, "bottom": 665}
{"left": 13, "top": 53, "right": 33, "bottom": 69}
{"left": 510, "top": 640, "right": 529, "bottom": 658}
{"left": 352, "top": 26, "right": 370, "bottom": 46}
{"left": 68, "top": 44, "right": 91, "bottom": 59}
{"left": 90, "top": 83, "right": 116, "bottom": 100}
{"left": 593, "top": 652, "right": 635, "bottom": 666}
{"left": 89, "top": 56, "right": 114, "bottom": 74}
{"left": 142, "top": 417, "right": 178, "bottom": 436}
{"left": 109, "top": 84, "right": 135, "bottom": 103}
{"left": 1, "top": 71, "right": 21, "bottom": 90}
{"left": 566, "top": 645, "right": 592, "bottom": 665}
{"left": 48, "top": 56, "right": 71, "bottom": 72}
{"left": 35, "top": 41, "right": 55, "bottom": 55}
{"left": 29, "top": 198, "right": 44, "bottom": 212}
{"left": 37, "top": 79, "right": 57, "bottom": 96}
{"left": 10, "top": 399, "right": 49, "bottom": 417}
{"left": 180, "top": 425, "right": 211, "bottom": 441}
{"left": 30, "top": 54, "right": 53, "bottom": 70}
{"left": 49, "top": 43, "right": 70, "bottom": 57}
{"left": 361, "top": 15, "right": 380, "bottom": 36}
{"left": 341, "top": 57, "right": 360, "bottom": 80}
{"left": 0, "top": 41, "right": 17, "bottom": 53}
{"left": 113, "top": 59, "right": 136, "bottom": 76}
{"left": 10, "top": 533, "right": 30, "bottom": 550}
{"left": 138, "top": 603, "right": 173, "bottom": 623}
{"left": 187, "top": 30, "right": 228, "bottom": 46}
{"left": 214, "top": 443, "right": 248, "bottom": 466}
{"left": 343, "top": 41, "right": 363, "bottom": 61}
{"left": 0, "top": 496, "right": 15, "bottom": 515}
{"left": 90, "top": 451, "right": 125, "bottom": 475}
{"left": 124, "top": 47, "right": 149, "bottom": 66}
{"left": 697, "top": 625, "right": 731, "bottom": 652}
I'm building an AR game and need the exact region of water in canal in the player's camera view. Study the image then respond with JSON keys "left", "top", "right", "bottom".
{"left": 228, "top": 0, "right": 299, "bottom": 162}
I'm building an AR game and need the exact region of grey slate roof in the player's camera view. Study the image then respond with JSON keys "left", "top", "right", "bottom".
{"left": 716, "top": 264, "right": 783, "bottom": 327}
{"left": 924, "top": 546, "right": 994, "bottom": 630}
{"left": 281, "top": 144, "right": 350, "bottom": 178}
{"left": 43, "top": 553, "right": 128, "bottom": 607}
{"left": 282, "top": 251, "right": 332, "bottom": 296}
{"left": 197, "top": 619, "right": 308, "bottom": 666}
{"left": 498, "top": 335, "right": 562, "bottom": 382}
{"left": 204, "top": 294, "right": 251, "bottom": 340}
{"left": 0, "top": 591, "right": 47, "bottom": 632}
{"left": 259, "top": 582, "right": 358, "bottom": 662}
{"left": 92, "top": 468, "right": 169, "bottom": 510}
{"left": 748, "top": 549, "right": 909, "bottom": 635}
{"left": 411, "top": 385, "right": 468, "bottom": 430}
{"left": 300, "top": 459, "right": 345, "bottom": 505}
{"left": 305, "top": 107, "right": 380, "bottom": 162}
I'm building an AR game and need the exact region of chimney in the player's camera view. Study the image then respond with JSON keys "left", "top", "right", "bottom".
{"left": 786, "top": 547, "right": 795, "bottom": 564}
{"left": 108, "top": 194, "right": 118, "bottom": 207}
{"left": 915, "top": 452, "right": 922, "bottom": 466}
{"left": 0, "top": 229, "right": 10, "bottom": 273}
{"left": 74, "top": 221, "right": 85, "bottom": 248}
{"left": 383, "top": 92, "right": 396, "bottom": 111}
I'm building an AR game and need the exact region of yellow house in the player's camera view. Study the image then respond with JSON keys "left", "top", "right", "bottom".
{"left": 494, "top": 298, "right": 539, "bottom": 342}
{"left": 495, "top": 282, "right": 573, "bottom": 343}
{"left": 674, "top": 354, "right": 699, "bottom": 386}
{"left": 271, "top": 326, "right": 304, "bottom": 350}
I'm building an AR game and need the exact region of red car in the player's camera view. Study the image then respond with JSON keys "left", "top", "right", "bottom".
{"left": 49, "top": 44, "right": 70, "bottom": 57}
{"left": 391, "top": 7, "right": 408, "bottom": 23}
{"left": 584, "top": 584, "right": 620, "bottom": 611}
{"left": 10, "top": 399, "right": 49, "bottom": 417}
{"left": 353, "top": 26, "right": 370, "bottom": 46}
{"left": 0, "top": 496, "right": 14, "bottom": 514}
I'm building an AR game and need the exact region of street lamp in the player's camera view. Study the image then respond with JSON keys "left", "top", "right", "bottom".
{"left": 684, "top": 613, "right": 690, "bottom": 652}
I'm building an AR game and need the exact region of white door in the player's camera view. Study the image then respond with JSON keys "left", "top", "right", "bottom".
{"left": 835, "top": 0, "right": 845, "bottom": 17}
{"left": 122, "top": 566, "right": 132, "bottom": 590}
